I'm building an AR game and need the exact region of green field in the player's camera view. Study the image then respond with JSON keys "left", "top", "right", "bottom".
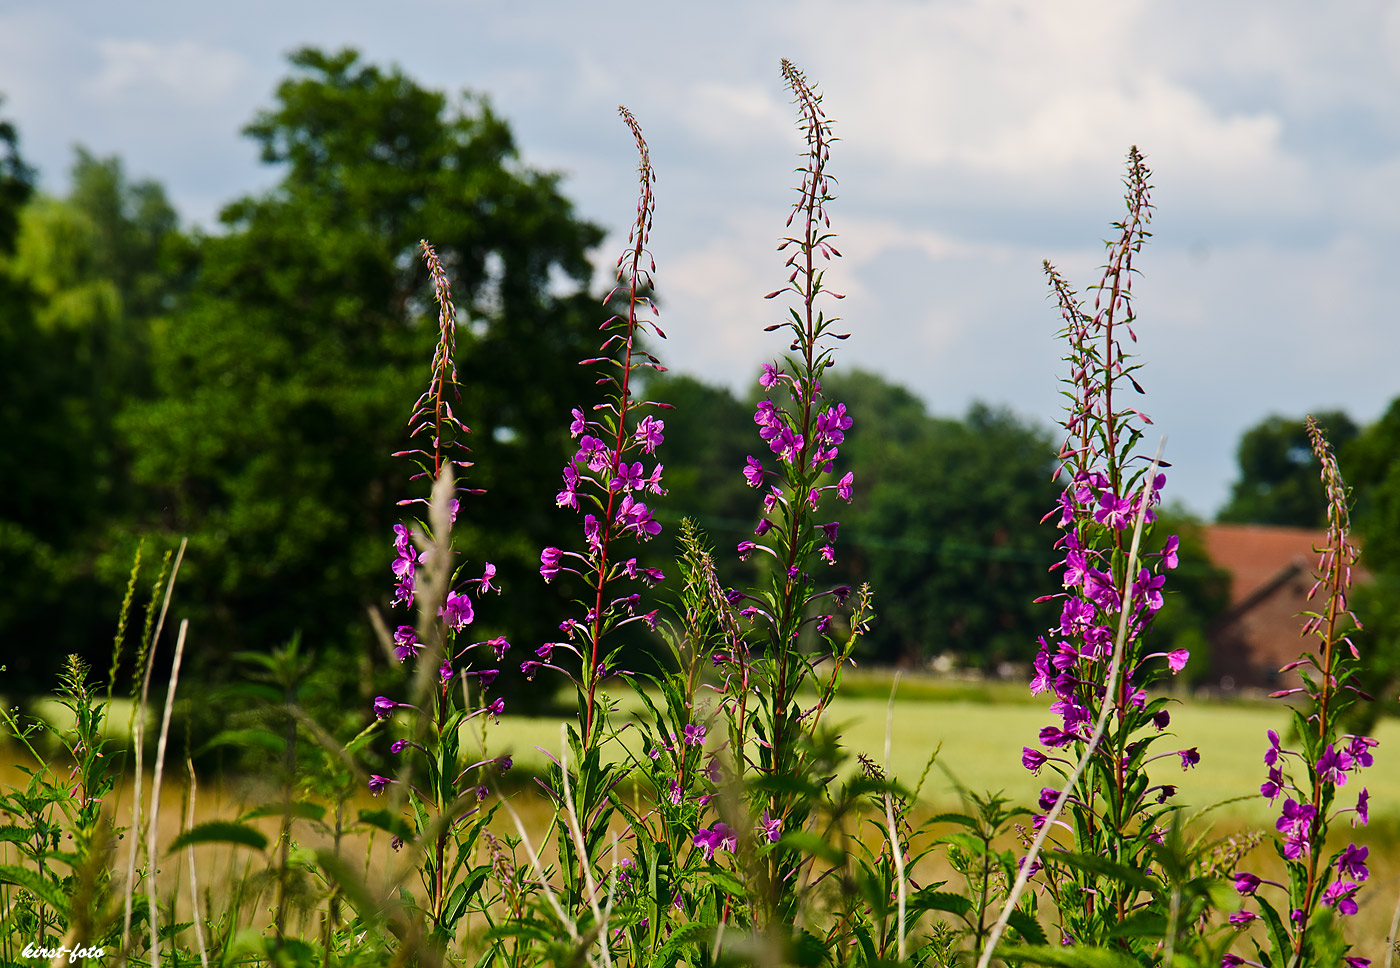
{"left": 471, "top": 687, "right": 1400, "bottom": 825}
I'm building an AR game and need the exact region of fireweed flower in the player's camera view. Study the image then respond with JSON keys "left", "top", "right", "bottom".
{"left": 692, "top": 821, "right": 737, "bottom": 860}
{"left": 1237, "top": 420, "right": 1376, "bottom": 963}
{"left": 368, "top": 774, "right": 392, "bottom": 796}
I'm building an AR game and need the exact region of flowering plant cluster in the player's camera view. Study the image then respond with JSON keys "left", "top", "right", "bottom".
{"left": 1224, "top": 417, "right": 1375, "bottom": 968}
{"left": 14, "top": 56, "right": 1384, "bottom": 968}
{"left": 367, "top": 240, "right": 513, "bottom": 939}
{"left": 1001, "top": 150, "right": 1206, "bottom": 952}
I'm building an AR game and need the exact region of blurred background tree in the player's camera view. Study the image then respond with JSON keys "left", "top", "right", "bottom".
{"left": 112, "top": 48, "right": 604, "bottom": 704}
{"left": 1217, "top": 411, "right": 1359, "bottom": 527}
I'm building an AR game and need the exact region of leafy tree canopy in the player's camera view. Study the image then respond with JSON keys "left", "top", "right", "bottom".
{"left": 116, "top": 48, "right": 605, "bottom": 694}
{"left": 1217, "top": 411, "right": 1359, "bottom": 528}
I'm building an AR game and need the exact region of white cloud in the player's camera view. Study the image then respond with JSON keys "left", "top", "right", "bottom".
{"left": 84, "top": 39, "right": 250, "bottom": 106}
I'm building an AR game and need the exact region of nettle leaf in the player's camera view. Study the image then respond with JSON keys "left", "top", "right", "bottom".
{"left": 648, "top": 920, "right": 716, "bottom": 968}
{"left": 0, "top": 864, "right": 70, "bottom": 916}
{"left": 166, "top": 821, "right": 269, "bottom": 854}
{"left": 907, "top": 888, "right": 972, "bottom": 918}
{"left": 1007, "top": 907, "right": 1048, "bottom": 946}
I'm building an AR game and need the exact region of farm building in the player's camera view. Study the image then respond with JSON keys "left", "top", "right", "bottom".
{"left": 1202, "top": 523, "right": 1368, "bottom": 693}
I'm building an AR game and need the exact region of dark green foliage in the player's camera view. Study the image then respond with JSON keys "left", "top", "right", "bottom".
{"left": 829, "top": 373, "right": 1062, "bottom": 666}
{"left": 115, "top": 49, "right": 604, "bottom": 690}
{"left": 1217, "top": 411, "right": 1358, "bottom": 527}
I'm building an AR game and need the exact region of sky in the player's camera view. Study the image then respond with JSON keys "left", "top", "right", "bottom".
{"left": 3, "top": 0, "right": 1398, "bottom": 517}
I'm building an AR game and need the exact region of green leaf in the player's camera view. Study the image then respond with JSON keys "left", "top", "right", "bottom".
{"left": 1007, "top": 907, "right": 1048, "bottom": 946}
{"left": 0, "top": 864, "right": 71, "bottom": 916}
{"left": 648, "top": 920, "right": 716, "bottom": 968}
{"left": 994, "top": 943, "right": 1143, "bottom": 967}
{"left": 166, "top": 821, "right": 268, "bottom": 854}
{"left": 238, "top": 800, "right": 326, "bottom": 823}
{"left": 778, "top": 830, "right": 843, "bottom": 865}
{"left": 1050, "top": 851, "right": 1156, "bottom": 891}
{"left": 907, "top": 888, "right": 972, "bottom": 917}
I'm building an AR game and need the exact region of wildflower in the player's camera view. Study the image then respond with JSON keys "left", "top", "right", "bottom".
{"left": 569, "top": 407, "right": 587, "bottom": 437}
{"left": 1233, "top": 872, "right": 1260, "bottom": 895}
{"left": 635, "top": 414, "right": 665, "bottom": 454}
{"left": 816, "top": 614, "right": 832, "bottom": 634}
{"left": 584, "top": 514, "right": 603, "bottom": 553}
{"left": 439, "top": 658, "right": 452, "bottom": 682}
{"left": 1221, "top": 956, "right": 1244, "bottom": 967}
{"left": 1346, "top": 735, "right": 1378, "bottom": 769}
{"left": 475, "top": 785, "right": 490, "bottom": 801}
{"left": 368, "top": 774, "right": 392, "bottom": 795}
{"left": 556, "top": 466, "right": 580, "bottom": 509}
{"left": 693, "top": 821, "right": 737, "bottom": 860}
{"left": 683, "top": 723, "right": 706, "bottom": 746}
{"left": 759, "top": 361, "right": 782, "bottom": 388}
{"left": 837, "top": 472, "right": 854, "bottom": 501}
{"left": 759, "top": 810, "right": 782, "bottom": 842}
{"left": 743, "top": 456, "right": 764, "bottom": 487}
{"left": 1154, "top": 784, "right": 1176, "bottom": 804}
{"left": 1276, "top": 799, "right": 1317, "bottom": 859}
{"left": 667, "top": 781, "right": 682, "bottom": 805}
{"left": 1166, "top": 649, "right": 1189, "bottom": 673}
{"left": 1228, "top": 910, "right": 1257, "bottom": 926}
{"left": 1178, "top": 748, "right": 1200, "bottom": 770}
{"left": 1022, "top": 747, "right": 1048, "bottom": 774}
{"left": 1159, "top": 534, "right": 1179, "bottom": 569}
{"left": 610, "top": 461, "right": 645, "bottom": 492}
{"left": 1355, "top": 788, "right": 1369, "bottom": 826}
{"left": 488, "top": 635, "right": 510, "bottom": 660}
{"left": 1038, "top": 787, "right": 1059, "bottom": 811}
{"left": 737, "top": 540, "right": 757, "bottom": 561}
{"left": 1344, "top": 958, "right": 1372, "bottom": 968}
{"left": 498, "top": 756, "right": 512, "bottom": 773}
{"left": 540, "top": 546, "right": 562, "bottom": 582}
{"left": 820, "top": 521, "right": 839, "bottom": 541}
{"left": 820, "top": 544, "right": 835, "bottom": 564}
{"left": 1094, "top": 491, "right": 1134, "bottom": 530}
{"left": 1260, "top": 766, "right": 1284, "bottom": 802}
{"left": 390, "top": 740, "right": 409, "bottom": 754}
{"left": 1264, "top": 729, "right": 1284, "bottom": 766}
{"left": 440, "top": 591, "right": 474, "bottom": 631}
{"left": 373, "top": 696, "right": 398, "bottom": 720}
{"left": 393, "top": 626, "right": 419, "bottom": 661}
{"left": 1152, "top": 709, "right": 1170, "bottom": 729}
{"left": 1317, "top": 743, "right": 1353, "bottom": 786}
{"left": 487, "top": 698, "right": 505, "bottom": 721}
{"left": 1322, "top": 879, "right": 1360, "bottom": 916}
{"left": 1337, "top": 843, "right": 1369, "bottom": 882}
{"left": 479, "top": 562, "right": 497, "bottom": 593}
